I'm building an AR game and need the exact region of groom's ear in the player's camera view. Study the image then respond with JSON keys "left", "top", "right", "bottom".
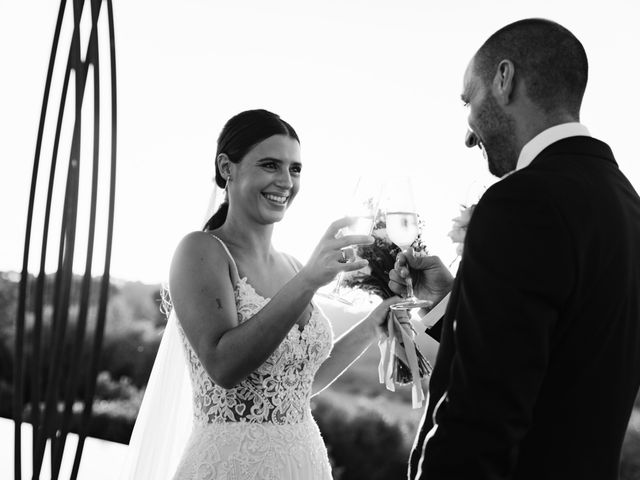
{"left": 492, "top": 59, "right": 516, "bottom": 105}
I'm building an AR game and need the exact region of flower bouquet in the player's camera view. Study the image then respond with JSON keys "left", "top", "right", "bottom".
{"left": 343, "top": 215, "right": 432, "bottom": 408}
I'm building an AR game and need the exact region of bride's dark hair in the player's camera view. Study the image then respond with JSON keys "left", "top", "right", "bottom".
{"left": 203, "top": 109, "right": 300, "bottom": 231}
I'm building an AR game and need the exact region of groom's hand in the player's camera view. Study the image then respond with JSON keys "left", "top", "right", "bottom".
{"left": 388, "top": 249, "right": 454, "bottom": 305}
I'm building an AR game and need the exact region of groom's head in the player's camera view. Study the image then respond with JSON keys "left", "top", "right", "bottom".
{"left": 462, "top": 19, "right": 589, "bottom": 177}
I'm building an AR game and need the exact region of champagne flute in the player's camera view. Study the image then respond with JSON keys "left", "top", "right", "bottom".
{"left": 383, "top": 177, "right": 433, "bottom": 311}
{"left": 323, "top": 175, "right": 382, "bottom": 304}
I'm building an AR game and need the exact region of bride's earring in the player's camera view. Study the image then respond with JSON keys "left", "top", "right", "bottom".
{"left": 224, "top": 175, "right": 232, "bottom": 198}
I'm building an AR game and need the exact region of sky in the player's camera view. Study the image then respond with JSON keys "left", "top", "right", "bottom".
{"left": 1, "top": 0, "right": 639, "bottom": 284}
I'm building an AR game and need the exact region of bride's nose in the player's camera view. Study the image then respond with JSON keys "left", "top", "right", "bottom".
{"left": 465, "top": 129, "right": 479, "bottom": 148}
{"left": 275, "top": 169, "right": 293, "bottom": 188}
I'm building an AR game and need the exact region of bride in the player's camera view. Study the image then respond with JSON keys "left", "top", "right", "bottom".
{"left": 119, "top": 109, "right": 398, "bottom": 479}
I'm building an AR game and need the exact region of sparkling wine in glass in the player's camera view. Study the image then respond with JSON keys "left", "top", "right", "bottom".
{"left": 324, "top": 176, "right": 382, "bottom": 304}
{"left": 383, "top": 178, "right": 433, "bottom": 311}
{"left": 386, "top": 212, "right": 420, "bottom": 250}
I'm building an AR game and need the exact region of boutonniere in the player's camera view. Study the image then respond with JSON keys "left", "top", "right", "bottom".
{"left": 448, "top": 204, "right": 476, "bottom": 257}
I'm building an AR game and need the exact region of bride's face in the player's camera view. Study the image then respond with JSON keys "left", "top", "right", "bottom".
{"left": 229, "top": 134, "right": 302, "bottom": 225}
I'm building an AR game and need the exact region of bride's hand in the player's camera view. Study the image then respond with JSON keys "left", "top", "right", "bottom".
{"left": 363, "top": 296, "right": 403, "bottom": 337}
{"left": 299, "top": 217, "right": 374, "bottom": 290}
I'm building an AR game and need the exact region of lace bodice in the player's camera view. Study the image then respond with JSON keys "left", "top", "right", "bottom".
{"left": 177, "top": 277, "right": 333, "bottom": 426}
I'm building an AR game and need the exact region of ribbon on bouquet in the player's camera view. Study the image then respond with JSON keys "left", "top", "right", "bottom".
{"left": 377, "top": 310, "right": 431, "bottom": 409}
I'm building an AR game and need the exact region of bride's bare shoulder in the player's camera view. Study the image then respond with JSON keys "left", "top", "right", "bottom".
{"left": 170, "top": 231, "right": 231, "bottom": 283}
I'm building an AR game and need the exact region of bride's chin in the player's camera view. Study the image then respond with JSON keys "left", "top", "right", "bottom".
{"left": 271, "top": 211, "right": 287, "bottom": 222}
{"left": 258, "top": 209, "right": 287, "bottom": 224}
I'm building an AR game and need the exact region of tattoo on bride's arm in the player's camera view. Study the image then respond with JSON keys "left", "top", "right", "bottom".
{"left": 216, "top": 298, "right": 223, "bottom": 310}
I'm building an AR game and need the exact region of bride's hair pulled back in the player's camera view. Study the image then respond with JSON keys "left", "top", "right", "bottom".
{"left": 203, "top": 109, "right": 300, "bottom": 231}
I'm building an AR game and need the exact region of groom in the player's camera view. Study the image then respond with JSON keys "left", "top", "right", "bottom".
{"left": 390, "top": 18, "right": 640, "bottom": 479}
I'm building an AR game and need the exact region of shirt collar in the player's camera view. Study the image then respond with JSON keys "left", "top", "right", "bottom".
{"left": 515, "top": 122, "right": 591, "bottom": 172}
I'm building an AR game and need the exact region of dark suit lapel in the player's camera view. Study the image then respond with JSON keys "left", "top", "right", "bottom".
{"left": 410, "top": 274, "right": 463, "bottom": 478}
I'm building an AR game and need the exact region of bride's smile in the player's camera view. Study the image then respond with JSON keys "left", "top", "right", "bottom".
{"left": 261, "top": 192, "right": 290, "bottom": 205}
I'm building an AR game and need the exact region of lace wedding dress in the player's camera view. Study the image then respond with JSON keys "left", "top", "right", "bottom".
{"left": 171, "top": 235, "right": 334, "bottom": 479}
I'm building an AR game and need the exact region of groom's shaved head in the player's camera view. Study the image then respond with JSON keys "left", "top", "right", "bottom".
{"left": 474, "top": 18, "right": 588, "bottom": 118}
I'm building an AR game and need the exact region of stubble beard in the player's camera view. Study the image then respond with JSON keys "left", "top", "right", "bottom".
{"left": 477, "top": 94, "right": 519, "bottom": 178}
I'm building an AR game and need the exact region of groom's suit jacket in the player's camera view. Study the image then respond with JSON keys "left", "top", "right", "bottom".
{"left": 411, "top": 136, "right": 640, "bottom": 480}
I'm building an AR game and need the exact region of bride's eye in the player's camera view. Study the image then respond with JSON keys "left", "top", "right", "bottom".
{"left": 261, "top": 161, "right": 277, "bottom": 170}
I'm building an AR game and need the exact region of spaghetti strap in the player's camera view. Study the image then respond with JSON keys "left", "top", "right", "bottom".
{"left": 207, "top": 234, "right": 241, "bottom": 285}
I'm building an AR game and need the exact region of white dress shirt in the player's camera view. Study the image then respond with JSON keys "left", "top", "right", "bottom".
{"left": 515, "top": 122, "right": 591, "bottom": 172}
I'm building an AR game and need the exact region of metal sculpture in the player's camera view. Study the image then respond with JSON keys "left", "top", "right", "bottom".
{"left": 13, "top": 0, "right": 117, "bottom": 478}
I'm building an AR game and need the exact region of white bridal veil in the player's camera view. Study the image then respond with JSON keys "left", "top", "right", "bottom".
{"left": 118, "top": 186, "right": 222, "bottom": 479}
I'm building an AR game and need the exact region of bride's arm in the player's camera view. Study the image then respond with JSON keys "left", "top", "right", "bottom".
{"left": 311, "top": 297, "right": 398, "bottom": 396}
{"left": 171, "top": 221, "right": 370, "bottom": 389}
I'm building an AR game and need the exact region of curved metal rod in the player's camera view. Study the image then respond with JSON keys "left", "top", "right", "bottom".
{"left": 70, "top": 0, "right": 117, "bottom": 475}
{"left": 13, "top": 1, "right": 68, "bottom": 479}
{"left": 51, "top": 2, "right": 103, "bottom": 475}
{"left": 32, "top": 0, "right": 87, "bottom": 475}
{"left": 16, "top": 0, "right": 117, "bottom": 477}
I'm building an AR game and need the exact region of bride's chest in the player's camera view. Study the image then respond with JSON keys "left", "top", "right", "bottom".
{"left": 235, "top": 279, "right": 333, "bottom": 371}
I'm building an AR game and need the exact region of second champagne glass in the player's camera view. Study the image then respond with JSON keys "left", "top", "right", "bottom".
{"left": 383, "top": 177, "right": 433, "bottom": 311}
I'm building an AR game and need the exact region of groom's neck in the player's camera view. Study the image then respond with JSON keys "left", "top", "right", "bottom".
{"left": 513, "top": 107, "right": 579, "bottom": 155}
